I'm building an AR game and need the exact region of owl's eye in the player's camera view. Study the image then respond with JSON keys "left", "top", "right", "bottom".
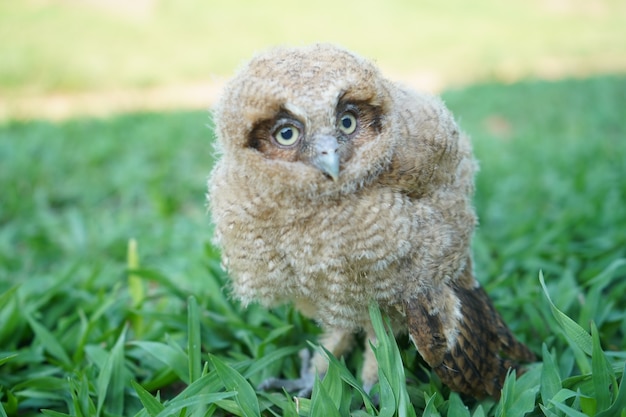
{"left": 273, "top": 124, "right": 301, "bottom": 147}
{"left": 338, "top": 111, "right": 358, "bottom": 135}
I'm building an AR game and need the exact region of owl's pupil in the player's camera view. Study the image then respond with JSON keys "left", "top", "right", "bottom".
{"left": 273, "top": 122, "right": 301, "bottom": 146}
{"left": 281, "top": 128, "right": 293, "bottom": 140}
{"left": 342, "top": 117, "right": 352, "bottom": 129}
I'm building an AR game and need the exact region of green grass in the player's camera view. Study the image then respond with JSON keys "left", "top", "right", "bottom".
{"left": 1, "top": 75, "right": 625, "bottom": 416}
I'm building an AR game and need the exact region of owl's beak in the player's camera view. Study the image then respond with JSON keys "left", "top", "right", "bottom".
{"left": 311, "top": 135, "right": 340, "bottom": 181}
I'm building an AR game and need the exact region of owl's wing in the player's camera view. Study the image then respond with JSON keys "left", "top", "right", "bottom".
{"left": 404, "top": 259, "right": 535, "bottom": 399}
{"left": 379, "top": 89, "right": 470, "bottom": 199}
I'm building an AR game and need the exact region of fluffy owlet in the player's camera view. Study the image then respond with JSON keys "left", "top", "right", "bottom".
{"left": 208, "top": 43, "right": 534, "bottom": 399}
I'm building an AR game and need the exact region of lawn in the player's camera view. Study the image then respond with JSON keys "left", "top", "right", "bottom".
{"left": 1, "top": 74, "right": 625, "bottom": 416}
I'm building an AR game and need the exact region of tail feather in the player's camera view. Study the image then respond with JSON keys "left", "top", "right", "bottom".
{"left": 405, "top": 265, "right": 535, "bottom": 398}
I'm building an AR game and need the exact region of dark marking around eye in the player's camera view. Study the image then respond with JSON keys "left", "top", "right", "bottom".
{"left": 248, "top": 118, "right": 274, "bottom": 150}
{"left": 247, "top": 111, "right": 303, "bottom": 161}
{"left": 249, "top": 138, "right": 260, "bottom": 150}
{"left": 336, "top": 101, "right": 383, "bottom": 137}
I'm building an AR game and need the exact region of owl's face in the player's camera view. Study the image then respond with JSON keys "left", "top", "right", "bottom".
{"left": 214, "top": 44, "right": 397, "bottom": 197}
{"left": 247, "top": 98, "right": 383, "bottom": 181}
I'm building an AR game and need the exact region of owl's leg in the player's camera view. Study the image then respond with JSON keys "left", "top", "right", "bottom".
{"left": 257, "top": 348, "right": 316, "bottom": 396}
{"left": 311, "top": 328, "right": 355, "bottom": 375}
{"left": 258, "top": 328, "right": 354, "bottom": 397}
{"left": 361, "top": 332, "right": 379, "bottom": 395}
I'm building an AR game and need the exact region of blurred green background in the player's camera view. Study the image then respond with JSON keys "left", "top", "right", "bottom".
{"left": 1, "top": 0, "right": 625, "bottom": 119}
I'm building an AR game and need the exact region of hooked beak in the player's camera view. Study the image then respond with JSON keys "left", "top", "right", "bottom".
{"left": 311, "top": 135, "right": 340, "bottom": 181}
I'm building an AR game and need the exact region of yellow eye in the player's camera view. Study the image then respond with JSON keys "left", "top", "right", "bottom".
{"left": 273, "top": 124, "right": 301, "bottom": 146}
{"left": 339, "top": 111, "right": 358, "bottom": 135}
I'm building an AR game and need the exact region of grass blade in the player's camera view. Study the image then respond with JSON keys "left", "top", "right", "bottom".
{"left": 584, "top": 258, "right": 626, "bottom": 289}
{"left": 539, "top": 272, "right": 592, "bottom": 355}
{"left": 369, "top": 302, "right": 417, "bottom": 417}
{"left": 40, "top": 411, "right": 71, "bottom": 417}
{"left": 551, "top": 401, "right": 591, "bottom": 417}
{"left": 539, "top": 405, "right": 560, "bottom": 417}
{"left": 167, "top": 371, "right": 222, "bottom": 399}
{"left": 590, "top": 322, "right": 616, "bottom": 412}
{"left": 310, "top": 373, "right": 342, "bottom": 417}
{"left": 508, "top": 385, "right": 539, "bottom": 416}
{"left": 0, "top": 284, "right": 19, "bottom": 308}
{"left": 596, "top": 362, "right": 626, "bottom": 417}
{"left": 127, "top": 238, "right": 145, "bottom": 337}
{"left": 131, "top": 380, "right": 165, "bottom": 417}
{"left": 377, "top": 371, "right": 396, "bottom": 417}
{"left": 422, "top": 393, "right": 442, "bottom": 417}
{"left": 210, "top": 354, "right": 261, "bottom": 417}
{"left": 243, "top": 346, "right": 301, "bottom": 379}
{"left": 471, "top": 405, "right": 486, "bottom": 417}
{"left": 154, "top": 393, "right": 236, "bottom": 417}
{"left": 314, "top": 344, "right": 376, "bottom": 413}
{"left": 68, "top": 372, "right": 96, "bottom": 417}
{"left": 23, "top": 310, "right": 71, "bottom": 368}
{"left": 320, "top": 355, "right": 351, "bottom": 416}
{"left": 540, "top": 344, "right": 562, "bottom": 407}
{"left": 0, "top": 285, "right": 20, "bottom": 345}
{"left": 495, "top": 369, "right": 515, "bottom": 417}
{"left": 96, "top": 325, "right": 127, "bottom": 416}
{"left": 131, "top": 341, "right": 190, "bottom": 384}
{"left": 0, "top": 353, "right": 17, "bottom": 367}
{"left": 447, "top": 393, "right": 470, "bottom": 417}
{"left": 127, "top": 238, "right": 144, "bottom": 307}
{"left": 187, "top": 296, "right": 202, "bottom": 384}
{"left": 496, "top": 362, "right": 540, "bottom": 416}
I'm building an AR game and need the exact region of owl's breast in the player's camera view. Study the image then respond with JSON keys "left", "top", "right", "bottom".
{"left": 301, "top": 189, "right": 440, "bottom": 329}
{"left": 212, "top": 175, "right": 419, "bottom": 325}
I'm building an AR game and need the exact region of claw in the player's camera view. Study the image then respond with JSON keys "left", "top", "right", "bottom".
{"left": 257, "top": 348, "right": 319, "bottom": 397}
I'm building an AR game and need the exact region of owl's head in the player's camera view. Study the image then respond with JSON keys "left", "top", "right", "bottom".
{"left": 213, "top": 44, "right": 397, "bottom": 196}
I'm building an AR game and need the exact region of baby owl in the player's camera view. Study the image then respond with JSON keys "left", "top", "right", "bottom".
{"left": 208, "top": 43, "right": 534, "bottom": 399}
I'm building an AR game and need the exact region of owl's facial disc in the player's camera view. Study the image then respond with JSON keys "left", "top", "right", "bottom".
{"left": 310, "top": 134, "right": 340, "bottom": 181}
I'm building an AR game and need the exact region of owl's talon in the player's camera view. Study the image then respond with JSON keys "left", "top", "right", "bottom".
{"left": 257, "top": 348, "right": 317, "bottom": 397}
{"left": 257, "top": 374, "right": 316, "bottom": 397}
